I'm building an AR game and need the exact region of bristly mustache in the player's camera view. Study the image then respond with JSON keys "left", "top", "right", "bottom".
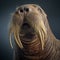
{"left": 25, "top": 13, "right": 47, "bottom": 50}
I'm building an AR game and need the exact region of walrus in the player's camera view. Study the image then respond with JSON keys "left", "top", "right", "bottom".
{"left": 9, "top": 4, "right": 60, "bottom": 60}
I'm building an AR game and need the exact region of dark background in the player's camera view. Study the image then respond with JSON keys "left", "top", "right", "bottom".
{"left": 0, "top": 0, "right": 60, "bottom": 60}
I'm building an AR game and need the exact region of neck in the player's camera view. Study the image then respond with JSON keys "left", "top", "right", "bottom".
{"left": 41, "top": 36, "right": 56, "bottom": 60}
{"left": 22, "top": 35, "right": 56, "bottom": 60}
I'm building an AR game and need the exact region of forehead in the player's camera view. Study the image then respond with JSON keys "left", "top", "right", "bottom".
{"left": 21, "top": 4, "right": 34, "bottom": 8}
{"left": 16, "top": 4, "right": 38, "bottom": 10}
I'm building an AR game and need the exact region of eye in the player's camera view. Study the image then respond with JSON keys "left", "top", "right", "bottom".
{"left": 15, "top": 11, "right": 19, "bottom": 14}
{"left": 37, "top": 7, "right": 42, "bottom": 14}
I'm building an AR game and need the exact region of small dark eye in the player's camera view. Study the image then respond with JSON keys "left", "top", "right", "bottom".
{"left": 38, "top": 8, "right": 42, "bottom": 14}
{"left": 15, "top": 11, "right": 19, "bottom": 14}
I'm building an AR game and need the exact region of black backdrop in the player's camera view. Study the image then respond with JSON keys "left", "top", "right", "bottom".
{"left": 0, "top": 0, "right": 60, "bottom": 60}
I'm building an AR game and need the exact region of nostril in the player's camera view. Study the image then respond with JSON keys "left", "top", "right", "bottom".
{"left": 20, "top": 9, "right": 24, "bottom": 12}
{"left": 24, "top": 7, "right": 29, "bottom": 12}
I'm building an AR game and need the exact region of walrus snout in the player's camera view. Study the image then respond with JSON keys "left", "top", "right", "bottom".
{"left": 19, "top": 7, "right": 29, "bottom": 13}
{"left": 17, "top": 6, "right": 31, "bottom": 14}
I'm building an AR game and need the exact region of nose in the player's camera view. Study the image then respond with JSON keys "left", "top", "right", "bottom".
{"left": 18, "top": 7, "right": 29, "bottom": 13}
{"left": 24, "top": 7, "right": 29, "bottom": 12}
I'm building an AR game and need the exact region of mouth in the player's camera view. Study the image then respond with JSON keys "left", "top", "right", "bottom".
{"left": 20, "top": 21, "right": 36, "bottom": 41}
{"left": 22, "top": 22, "right": 31, "bottom": 30}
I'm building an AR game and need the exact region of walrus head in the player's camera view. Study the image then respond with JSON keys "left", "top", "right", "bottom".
{"left": 9, "top": 4, "right": 52, "bottom": 50}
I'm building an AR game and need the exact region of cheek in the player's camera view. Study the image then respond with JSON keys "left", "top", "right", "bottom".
{"left": 12, "top": 14, "right": 23, "bottom": 25}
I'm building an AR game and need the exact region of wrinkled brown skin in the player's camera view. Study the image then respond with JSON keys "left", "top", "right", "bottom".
{"left": 10, "top": 4, "right": 60, "bottom": 60}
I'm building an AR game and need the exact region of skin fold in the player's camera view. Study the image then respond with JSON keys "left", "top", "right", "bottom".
{"left": 9, "top": 4, "right": 60, "bottom": 60}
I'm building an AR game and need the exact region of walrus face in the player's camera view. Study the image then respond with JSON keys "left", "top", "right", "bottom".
{"left": 9, "top": 4, "right": 47, "bottom": 50}
{"left": 17, "top": 5, "right": 41, "bottom": 40}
